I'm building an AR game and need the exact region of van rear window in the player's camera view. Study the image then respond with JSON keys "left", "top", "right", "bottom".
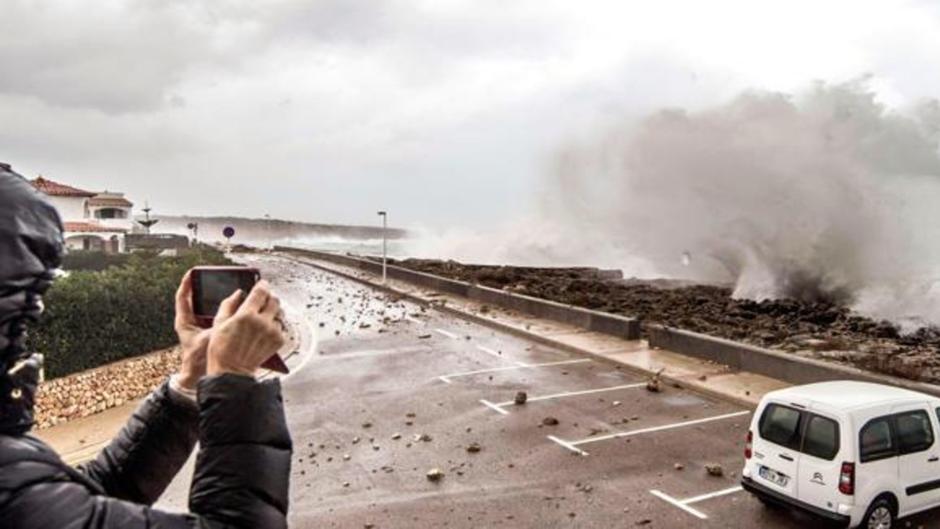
{"left": 759, "top": 404, "right": 802, "bottom": 451}
{"left": 802, "top": 415, "right": 840, "bottom": 460}
{"left": 758, "top": 403, "right": 841, "bottom": 460}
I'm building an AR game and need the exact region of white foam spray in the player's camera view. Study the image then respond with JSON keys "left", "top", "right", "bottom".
{"left": 413, "top": 79, "right": 940, "bottom": 328}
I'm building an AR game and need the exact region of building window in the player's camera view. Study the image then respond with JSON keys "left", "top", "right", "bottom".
{"left": 96, "top": 208, "right": 127, "bottom": 219}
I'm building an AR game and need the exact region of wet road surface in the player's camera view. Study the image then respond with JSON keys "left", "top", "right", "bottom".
{"left": 240, "top": 254, "right": 940, "bottom": 529}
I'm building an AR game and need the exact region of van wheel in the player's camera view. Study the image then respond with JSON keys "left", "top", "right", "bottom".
{"left": 861, "top": 498, "right": 895, "bottom": 529}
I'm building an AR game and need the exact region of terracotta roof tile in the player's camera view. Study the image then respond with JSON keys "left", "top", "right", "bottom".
{"left": 88, "top": 195, "right": 133, "bottom": 208}
{"left": 30, "top": 176, "right": 97, "bottom": 197}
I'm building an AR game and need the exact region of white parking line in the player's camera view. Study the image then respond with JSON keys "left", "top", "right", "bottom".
{"left": 476, "top": 345, "right": 503, "bottom": 358}
{"left": 491, "top": 383, "right": 646, "bottom": 407}
{"left": 572, "top": 411, "right": 751, "bottom": 446}
{"left": 548, "top": 410, "right": 751, "bottom": 455}
{"left": 475, "top": 345, "right": 528, "bottom": 366}
{"left": 649, "top": 490, "right": 708, "bottom": 520}
{"left": 650, "top": 486, "right": 743, "bottom": 520}
{"left": 546, "top": 435, "right": 589, "bottom": 456}
{"left": 405, "top": 315, "right": 424, "bottom": 324}
{"left": 683, "top": 486, "right": 743, "bottom": 504}
{"left": 548, "top": 435, "right": 590, "bottom": 455}
{"left": 480, "top": 399, "right": 509, "bottom": 415}
{"left": 437, "top": 359, "right": 591, "bottom": 384}
{"left": 434, "top": 328, "right": 458, "bottom": 339}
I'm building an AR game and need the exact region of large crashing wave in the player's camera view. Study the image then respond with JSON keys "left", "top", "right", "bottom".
{"left": 414, "top": 80, "right": 940, "bottom": 328}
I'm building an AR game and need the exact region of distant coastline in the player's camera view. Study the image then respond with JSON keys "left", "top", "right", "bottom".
{"left": 149, "top": 215, "right": 408, "bottom": 244}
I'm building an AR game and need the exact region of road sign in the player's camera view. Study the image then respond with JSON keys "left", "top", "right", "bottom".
{"left": 223, "top": 226, "right": 235, "bottom": 241}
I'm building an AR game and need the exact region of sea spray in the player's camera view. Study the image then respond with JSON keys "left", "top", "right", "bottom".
{"left": 412, "top": 79, "right": 940, "bottom": 327}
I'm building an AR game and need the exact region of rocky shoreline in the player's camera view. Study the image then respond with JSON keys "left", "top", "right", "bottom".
{"left": 391, "top": 258, "right": 940, "bottom": 385}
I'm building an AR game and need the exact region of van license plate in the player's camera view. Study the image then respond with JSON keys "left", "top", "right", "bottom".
{"left": 759, "top": 466, "right": 789, "bottom": 487}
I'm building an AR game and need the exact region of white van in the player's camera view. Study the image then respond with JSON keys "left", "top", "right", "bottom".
{"left": 742, "top": 381, "right": 940, "bottom": 528}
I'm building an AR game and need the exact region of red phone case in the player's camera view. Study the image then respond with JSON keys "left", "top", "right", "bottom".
{"left": 189, "top": 266, "right": 290, "bottom": 374}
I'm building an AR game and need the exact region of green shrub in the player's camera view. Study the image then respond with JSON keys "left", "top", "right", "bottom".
{"left": 29, "top": 248, "right": 232, "bottom": 379}
{"left": 61, "top": 250, "right": 135, "bottom": 271}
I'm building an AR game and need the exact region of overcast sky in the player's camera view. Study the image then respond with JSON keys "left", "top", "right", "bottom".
{"left": 3, "top": 0, "right": 940, "bottom": 229}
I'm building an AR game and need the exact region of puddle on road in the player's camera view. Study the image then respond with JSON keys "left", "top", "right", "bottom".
{"left": 659, "top": 391, "right": 708, "bottom": 407}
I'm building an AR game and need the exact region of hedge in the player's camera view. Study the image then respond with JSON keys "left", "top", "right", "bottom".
{"left": 61, "top": 250, "right": 135, "bottom": 271}
{"left": 28, "top": 248, "right": 232, "bottom": 379}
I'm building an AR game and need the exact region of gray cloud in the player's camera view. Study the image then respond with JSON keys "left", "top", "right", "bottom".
{"left": 0, "top": 2, "right": 223, "bottom": 113}
{"left": 2, "top": 0, "right": 939, "bottom": 231}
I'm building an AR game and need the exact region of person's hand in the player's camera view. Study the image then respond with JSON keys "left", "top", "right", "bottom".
{"left": 207, "top": 280, "right": 286, "bottom": 377}
{"left": 174, "top": 270, "right": 211, "bottom": 391}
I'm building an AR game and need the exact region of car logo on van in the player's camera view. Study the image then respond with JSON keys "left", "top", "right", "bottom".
{"left": 811, "top": 472, "right": 825, "bottom": 485}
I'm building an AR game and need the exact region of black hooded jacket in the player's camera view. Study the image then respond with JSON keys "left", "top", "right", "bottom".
{"left": 0, "top": 164, "right": 292, "bottom": 528}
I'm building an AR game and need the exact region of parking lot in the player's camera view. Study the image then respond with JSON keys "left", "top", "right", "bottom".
{"left": 244, "top": 254, "right": 939, "bottom": 528}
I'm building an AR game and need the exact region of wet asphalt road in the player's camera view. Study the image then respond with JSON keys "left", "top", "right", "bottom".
{"left": 240, "top": 254, "right": 940, "bottom": 529}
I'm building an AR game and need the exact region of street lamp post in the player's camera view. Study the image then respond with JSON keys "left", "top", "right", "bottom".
{"left": 264, "top": 213, "right": 272, "bottom": 251}
{"left": 377, "top": 210, "right": 387, "bottom": 284}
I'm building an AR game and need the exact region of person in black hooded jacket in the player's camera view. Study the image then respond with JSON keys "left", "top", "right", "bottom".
{"left": 0, "top": 162, "right": 293, "bottom": 528}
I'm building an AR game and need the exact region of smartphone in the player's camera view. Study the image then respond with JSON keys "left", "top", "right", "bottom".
{"left": 190, "top": 266, "right": 289, "bottom": 374}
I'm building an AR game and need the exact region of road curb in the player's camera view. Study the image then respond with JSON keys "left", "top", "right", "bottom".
{"left": 647, "top": 325, "right": 940, "bottom": 399}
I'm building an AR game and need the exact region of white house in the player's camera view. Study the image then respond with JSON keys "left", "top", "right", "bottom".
{"left": 30, "top": 176, "right": 133, "bottom": 253}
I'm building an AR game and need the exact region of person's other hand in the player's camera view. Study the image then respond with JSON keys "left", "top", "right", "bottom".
{"left": 174, "top": 270, "right": 211, "bottom": 390}
{"left": 207, "top": 280, "right": 286, "bottom": 377}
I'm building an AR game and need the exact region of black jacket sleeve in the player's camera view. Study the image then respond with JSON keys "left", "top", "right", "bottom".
{"left": 190, "top": 374, "right": 293, "bottom": 528}
{"left": 78, "top": 380, "right": 200, "bottom": 504}
{"left": 0, "top": 373, "right": 293, "bottom": 529}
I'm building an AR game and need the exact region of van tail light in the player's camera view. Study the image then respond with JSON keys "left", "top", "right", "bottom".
{"left": 838, "top": 462, "right": 855, "bottom": 495}
{"left": 745, "top": 430, "right": 753, "bottom": 459}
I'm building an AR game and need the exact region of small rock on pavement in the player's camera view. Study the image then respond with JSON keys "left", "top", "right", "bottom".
{"left": 674, "top": 463, "right": 684, "bottom": 471}
{"left": 466, "top": 442, "right": 482, "bottom": 453}
{"left": 705, "top": 463, "right": 724, "bottom": 477}
{"left": 426, "top": 468, "right": 445, "bottom": 482}
{"left": 646, "top": 369, "right": 664, "bottom": 393}
{"left": 514, "top": 391, "right": 528, "bottom": 405}
{"left": 542, "top": 417, "right": 560, "bottom": 426}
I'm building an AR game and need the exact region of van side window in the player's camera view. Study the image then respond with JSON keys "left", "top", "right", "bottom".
{"left": 896, "top": 410, "right": 934, "bottom": 455}
{"left": 759, "top": 404, "right": 802, "bottom": 451}
{"left": 802, "top": 415, "right": 840, "bottom": 460}
{"left": 860, "top": 418, "right": 895, "bottom": 463}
